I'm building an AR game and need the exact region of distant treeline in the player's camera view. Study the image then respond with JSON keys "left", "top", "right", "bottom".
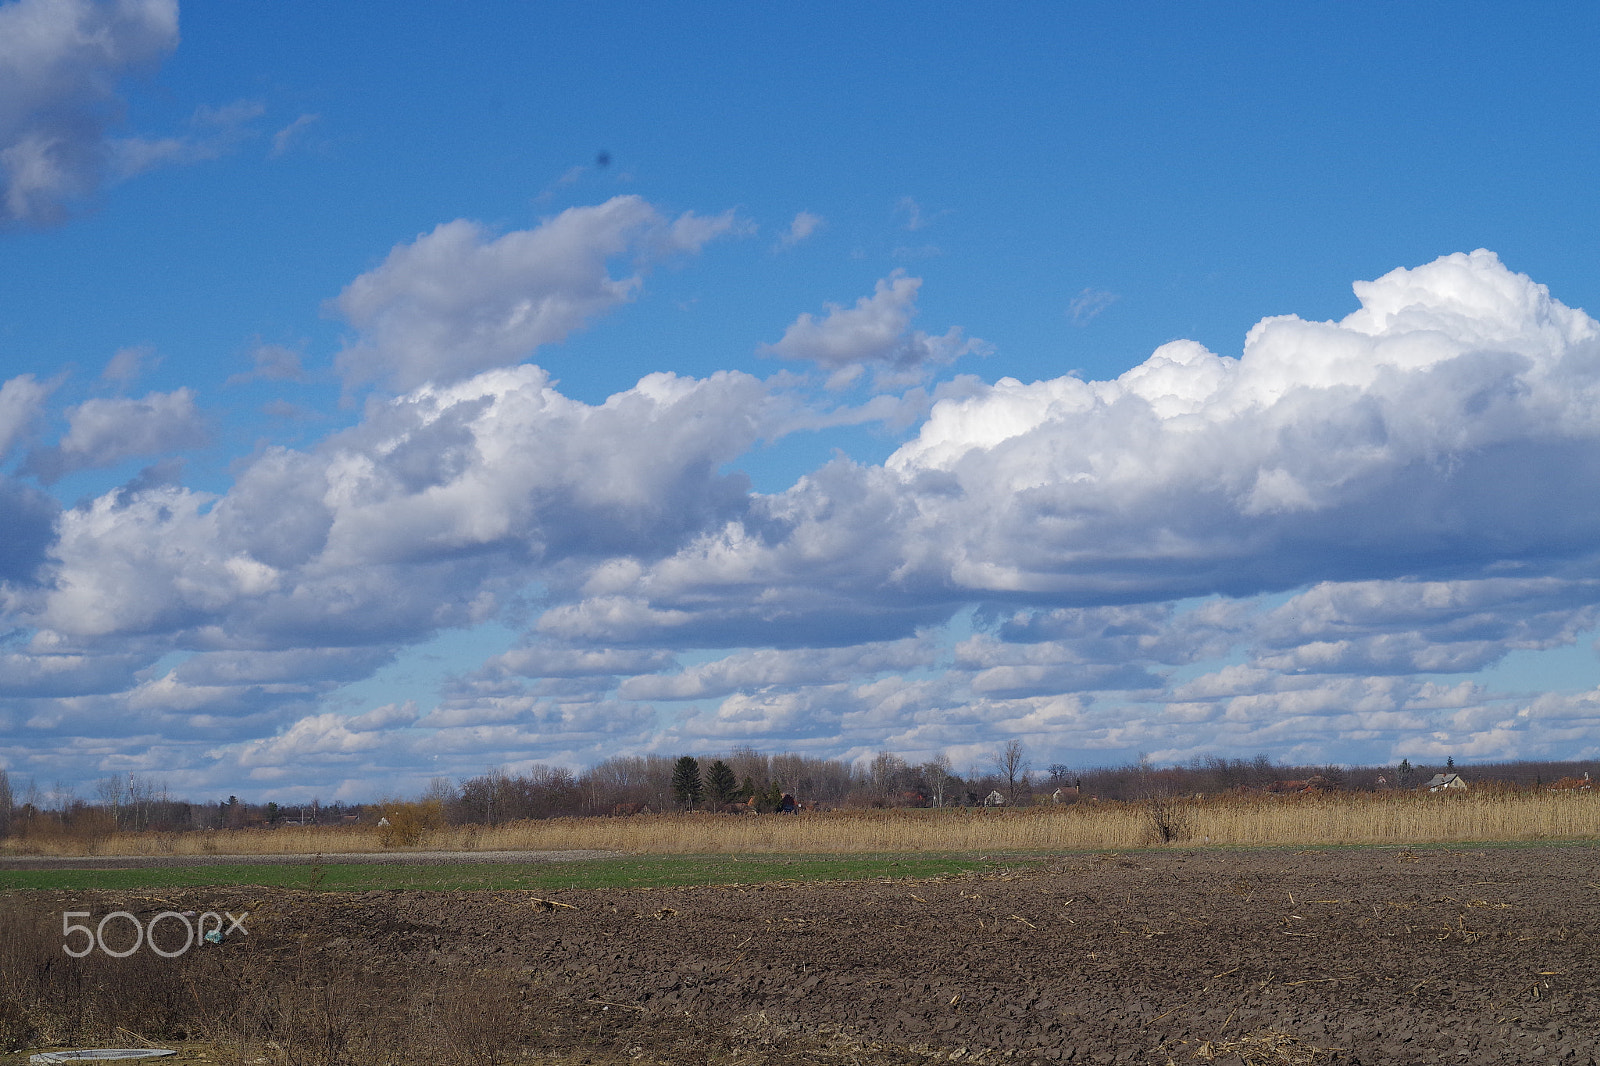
{"left": 0, "top": 750, "right": 1593, "bottom": 843}
{"left": 401, "top": 751, "right": 1600, "bottom": 824}
{"left": 0, "top": 770, "right": 363, "bottom": 844}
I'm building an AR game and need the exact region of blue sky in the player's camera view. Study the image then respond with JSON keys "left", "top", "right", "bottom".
{"left": 5, "top": 1, "right": 1600, "bottom": 802}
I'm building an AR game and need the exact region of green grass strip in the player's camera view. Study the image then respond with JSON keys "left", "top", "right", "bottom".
{"left": 0, "top": 854, "right": 999, "bottom": 893}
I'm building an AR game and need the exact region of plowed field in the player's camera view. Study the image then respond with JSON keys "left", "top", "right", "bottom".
{"left": 7, "top": 844, "right": 1599, "bottom": 1064}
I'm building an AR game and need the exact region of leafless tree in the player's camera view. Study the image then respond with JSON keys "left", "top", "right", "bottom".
{"left": 996, "top": 739, "right": 1029, "bottom": 805}
{"left": 422, "top": 776, "right": 456, "bottom": 805}
{"left": 922, "top": 752, "right": 953, "bottom": 808}
{"left": 727, "top": 746, "right": 771, "bottom": 790}
{"left": 95, "top": 775, "right": 127, "bottom": 828}
{"left": 870, "top": 750, "right": 908, "bottom": 799}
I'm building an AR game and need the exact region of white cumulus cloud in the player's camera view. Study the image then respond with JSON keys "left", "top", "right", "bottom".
{"left": 16, "top": 248, "right": 1600, "bottom": 794}
{"left": 540, "top": 252, "right": 1600, "bottom": 657}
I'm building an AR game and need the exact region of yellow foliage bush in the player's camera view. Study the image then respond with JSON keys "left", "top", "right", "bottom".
{"left": 376, "top": 800, "right": 445, "bottom": 848}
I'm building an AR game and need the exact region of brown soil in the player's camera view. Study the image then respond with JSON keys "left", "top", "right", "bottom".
{"left": 8, "top": 845, "right": 1600, "bottom": 1065}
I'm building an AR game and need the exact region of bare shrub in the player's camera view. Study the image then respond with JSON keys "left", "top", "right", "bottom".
{"left": 1134, "top": 753, "right": 1192, "bottom": 844}
{"left": 1145, "top": 794, "right": 1191, "bottom": 843}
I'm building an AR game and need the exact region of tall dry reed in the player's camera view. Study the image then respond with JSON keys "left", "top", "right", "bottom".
{"left": 5, "top": 790, "right": 1597, "bottom": 858}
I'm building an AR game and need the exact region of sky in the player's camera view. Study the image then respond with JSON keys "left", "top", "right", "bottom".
{"left": 4, "top": 1, "right": 1600, "bottom": 802}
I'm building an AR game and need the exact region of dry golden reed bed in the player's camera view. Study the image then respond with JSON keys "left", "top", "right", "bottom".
{"left": 6, "top": 789, "right": 1600, "bottom": 858}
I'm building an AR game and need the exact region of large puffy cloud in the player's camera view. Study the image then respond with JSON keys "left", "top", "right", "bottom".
{"left": 37, "top": 483, "right": 271, "bottom": 639}
{"left": 0, "top": 356, "right": 790, "bottom": 783}
{"left": 296, "top": 365, "right": 772, "bottom": 572}
{"left": 494, "top": 250, "right": 1600, "bottom": 770}
{"left": 880, "top": 252, "right": 1600, "bottom": 598}
{"left": 22, "top": 364, "right": 775, "bottom": 651}
{"left": 0, "top": 0, "right": 178, "bottom": 226}
{"left": 334, "top": 197, "right": 748, "bottom": 392}
{"left": 581, "top": 251, "right": 1600, "bottom": 653}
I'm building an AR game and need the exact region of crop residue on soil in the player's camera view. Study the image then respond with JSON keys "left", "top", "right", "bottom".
{"left": 8, "top": 846, "right": 1599, "bottom": 1065}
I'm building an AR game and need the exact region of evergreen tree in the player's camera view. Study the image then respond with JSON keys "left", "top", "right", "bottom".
{"left": 705, "top": 759, "right": 740, "bottom": 807}
{"left": 671, "top": 756, "right": 703, "bottom": 810}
